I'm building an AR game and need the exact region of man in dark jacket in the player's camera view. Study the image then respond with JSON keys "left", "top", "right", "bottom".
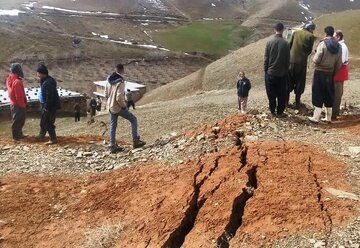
{"left": 35, "top": 64, "right": 61, "bottom": 144}
{"left": 74, "top": 102, "right": 81, "bottom": 122}
{"left": 288, "top": 21, "right": 315, "bottom": 108}
{"left": 309, "top": 26, "right": 342, "bottom": 123}
{"left": 264, "top": 23, "right": 290, "bottom": 117}
{"left": 236, "top": 71, "right": 251, "bottom": 113}
{"left": 89, "top": 97, "right": 97, "bottom": 122}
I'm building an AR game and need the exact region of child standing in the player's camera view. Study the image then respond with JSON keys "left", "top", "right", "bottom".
{"left": 236, "top": 71, "right": 251, "bottom": 113}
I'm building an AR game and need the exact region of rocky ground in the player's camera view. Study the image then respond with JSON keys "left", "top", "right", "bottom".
{"left": 0, "top": 105, "right": 360, "bottom": 247}
{"left": 0, "top": 72, "right": 360, "bottom": 247}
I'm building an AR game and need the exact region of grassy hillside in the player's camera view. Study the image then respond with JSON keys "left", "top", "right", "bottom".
{"left": 152, "top": 21, "right": 253, "bottom": 55}
{"left": 314, "top": 10, "right": 360, "bottom": 67}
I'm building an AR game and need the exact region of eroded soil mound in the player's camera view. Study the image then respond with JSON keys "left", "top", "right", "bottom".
{"left": 0, "top": 141, "right": 357, "bottom": 247}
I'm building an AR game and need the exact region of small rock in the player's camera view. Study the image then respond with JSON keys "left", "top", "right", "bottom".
{"left": 348, "top": 146, "right": 360, "bottom": 155}
{"left": 132, "top": 148, "right": 143, "bottom": 153}
{"left": 314, "top": 240, "right": 326, "bottom": 248}
{"left": 309, "top": 239, "right": 316, "bottom": 244}
{"left": 212, "top": 127, "right": 221, "bottom": 134}
{"left": 326, "top": 188, "right": 360, "bottom": 201}
{"left": 269, "top": 123, "right": 277, "bottom": 129}
{"left": 196, "top": 134, "right": 206, "bottom": 141}
{"left": 2, "top": 146, "right": 12, "bottom": 150}
{"left": 208, "top": 134, "right": 218, "bottom": 140}
{"left": 245, "top": 135, "right": 258, "bottom": 142}
{"left": 83, "top": 152, "right": 93, "bottom": 157}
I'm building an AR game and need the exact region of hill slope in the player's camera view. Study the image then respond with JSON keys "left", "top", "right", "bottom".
{"left": 140, "top": 10, "right": 360, "bottom": 104}
{"left": 139, "top": 36, "right": 269, "bottom": 104}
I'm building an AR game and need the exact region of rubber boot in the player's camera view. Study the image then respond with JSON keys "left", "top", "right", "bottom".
{"left": 47, "top": 129, "right": 58, "bottom": 145}
{"left": 321, "top": 108, "right": 332, "bottom": 123}
{"left": 308, "top": 107, "right": 322, "bottom": 123}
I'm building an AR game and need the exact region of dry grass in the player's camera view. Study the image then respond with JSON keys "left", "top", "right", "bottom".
{"left": 82, "top": 223, "right": 124, "bottom": 248}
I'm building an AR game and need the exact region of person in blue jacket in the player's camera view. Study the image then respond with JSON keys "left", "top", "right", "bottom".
{"left": 236, "top": 71, "right": 251, "bottom": 113}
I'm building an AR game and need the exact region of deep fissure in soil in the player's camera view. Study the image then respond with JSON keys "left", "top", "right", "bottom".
{"left": 162, "top": 157, "right": 221, "bottom": 248}
{"left": 307, "top": 157, "right": 333, "bottom": 243}
{"left": 216, "top": 166, "right": 258, "bottom": 248}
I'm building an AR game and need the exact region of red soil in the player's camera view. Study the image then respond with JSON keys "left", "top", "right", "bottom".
{"left": 330, "top": 114, "right": 360, "bottom": 136}
{"left": 0, "top": 142, "right": 357, "bottom": 248}
{"left": 184, "top": 114, "right": 248, "bottom": 139}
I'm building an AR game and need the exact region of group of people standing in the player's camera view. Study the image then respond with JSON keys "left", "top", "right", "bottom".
{"left": 6, "top": 63, "right": 60, "bottom": 144}
{"left": 5, "top": 21, "right": 349, "bottom": 150}
{"left": 259, "top": 21, "right": 348, "bottom": 122}
{"left": 5, "top": 62, "right": 145, "bottom": 152}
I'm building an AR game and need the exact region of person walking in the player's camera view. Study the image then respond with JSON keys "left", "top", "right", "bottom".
{"left": 74, "top": 102, "right": 81, "bottom": 122}
{"left": 126, "top": 89, "right": 136, "bottom": 110}
{"left": 89, "top": 97, "right": 97, "bottom": 122}
{"left": 332, "top": 30, "right": 349, "bottom": 120}
{"left": 288, "top": 21, "right": 316, "bottom": 108}
{"left": 35, "top": 64, "right": 61, "bottom": 144}
{"left": 264, "top": 23, "right": 290, "bottom": 118}
{"left": 6, "top": 63, "right": 27, "bottom": 142}
{"left": 105, "top": 64, "right": 145, "bottom": 153}
{"left": 96, "top": 96, "right": 102, "bottom": 111}
{"left": 309, "top": 26, "right": 342, "bottom": 123}
{"left": 236, "top": 71, "right": 251, "bottom": 113}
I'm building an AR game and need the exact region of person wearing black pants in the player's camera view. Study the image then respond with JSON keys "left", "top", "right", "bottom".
{"left": 126, "top": 89, "right": 136, "bottom": 110}
{"left": 309, "top": 26, "right": 342, "bottom": 123}
{"left": 35, "top": 64, "right": 61, "bottom": 144}
{"left": 74, "top": 102, "right": 81, "bottom": 122}
{"left": 264, "top": 23, "right": 290, "bottom": 117}
{"left": 6, "top": 63, "right": 27, "bottom": 142}
{"left": 265, "top": 74, "right": 287, "bottom": 116}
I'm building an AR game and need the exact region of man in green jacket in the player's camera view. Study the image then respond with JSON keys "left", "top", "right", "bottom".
{"left": 288, "top": 21, "right": 315, "bottom": 109}
{"left": 264, "top": 23, "right": 290, "bottom": 117}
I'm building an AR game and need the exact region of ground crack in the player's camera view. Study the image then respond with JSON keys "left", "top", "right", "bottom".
{"left": 162, "top": 157, "right": 221, "bottom": 248}
{"left": 307, "top": 157, "right": 333, "bottom": 244}
{"left": 215, "top": 145, "right": 257, "bottom": 248}
{"left": 216, "top": 165, "right": 257, "bottom": 248}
